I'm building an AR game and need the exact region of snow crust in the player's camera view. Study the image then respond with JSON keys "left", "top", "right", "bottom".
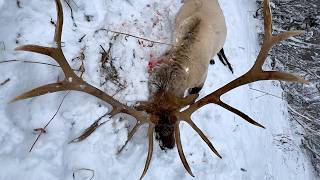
{"left": 0, "top": 0, "right": 316, "bottom": 180}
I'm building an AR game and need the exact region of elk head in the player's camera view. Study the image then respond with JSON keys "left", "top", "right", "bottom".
{"left": 10, "top": 0, "right": 307, "bottom": 179}
{"left": 146, "top": 53, "right": 196, "bottom": 149}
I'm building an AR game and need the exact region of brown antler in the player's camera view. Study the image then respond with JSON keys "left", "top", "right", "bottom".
{"left": 173, "top": 0, "right": 307, "bottom": 176}
{"left": 11, "top": 1, "right": 153, "bottom": 179}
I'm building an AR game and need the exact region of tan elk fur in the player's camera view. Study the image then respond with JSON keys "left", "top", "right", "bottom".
{"left": 148, "top": 0, "right": 227, "bottom": 98}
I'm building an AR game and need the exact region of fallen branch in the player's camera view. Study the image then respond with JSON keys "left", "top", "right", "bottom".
{"left": 291, "top": 115, "right": 320, "bottom": 136}
{"left": 95, "top": 28, "right": 173, "bottom": 46}
{"left": 29, "top": 91, "right": 70, "bottom": 152}
{"left": 0, "top": 78, "right": 10, "bottom": 86}
{"left": 287, "top": 105, "right": 316, "bottom": 122}
{"left": 249, "top": 87, "right": 283, "bottom": 100}
{"left": 0, "top": 59, "right": 80, "bottom": 71}
{"left": 303, "top": 141, "right": 320, "bottom": 158}
{"left": 63, "top": 0, "right": 78, "bottom": 27}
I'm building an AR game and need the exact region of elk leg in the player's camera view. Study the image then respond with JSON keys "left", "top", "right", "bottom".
{"left": 217, "top": 48, "right": 234, "bottom": 73}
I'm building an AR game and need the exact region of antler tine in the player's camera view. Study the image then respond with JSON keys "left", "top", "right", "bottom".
{"left": 253, "top": 0, "right": 304, "bottom": 71}
{"left": 183, "top": 117, "right": 222, "bottom": 158}
{"left": 174, "top": 121, "right": 195, "bottom": 177}
{"left": 139, "top": 125, "right": 154, "bottom": 180}
{"left": 263, "top": 0, "right": 273, "bottom": 38}
{"left": 179, "top": 0, "right": 306, "bottom": 126}
{"left": 54, "top": 0, "right": 63, "bottom": 48}
{"left": 217, "top": 101, "right": 265, "bottom": 128}
{"left": 262, "top": 71, "right": 307, "bottom": 83}
{"left": 10, "top": 81, "right": 66, "bottom": 102}
{"left": 15, "top": 0, "right": 75, "bottom": 79}
{"left": 15, "top": 45, "right": 53, "bottom": 56}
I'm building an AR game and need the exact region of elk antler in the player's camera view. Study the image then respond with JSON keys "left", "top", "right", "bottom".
{"left": 11, "top": 0, "right": 152, "bottom": 179}
{"left": 174, "top": 0, "right": 307, "bottom": 176}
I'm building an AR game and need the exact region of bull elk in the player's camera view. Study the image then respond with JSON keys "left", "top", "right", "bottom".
{"left": 10, "top": 0, "right": 306, "bottom": 179}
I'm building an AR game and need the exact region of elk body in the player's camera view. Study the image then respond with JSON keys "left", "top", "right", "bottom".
{"left": 148, "top": 0, "right": 227, "bottom": 150}
{"left": 10, "top": 0, "right": 307, "bottom": 179}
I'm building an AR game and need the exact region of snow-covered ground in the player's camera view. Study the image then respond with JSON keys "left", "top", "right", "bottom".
{"left": 0, "top": 0, "right": 316, "bottom": 180}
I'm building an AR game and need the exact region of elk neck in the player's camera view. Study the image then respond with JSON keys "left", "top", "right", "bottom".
{"left": 148, "top": 17, "right": 202, "bottom": 100}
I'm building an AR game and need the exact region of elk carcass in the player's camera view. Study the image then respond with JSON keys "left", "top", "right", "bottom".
{"left": 10, "top": 0, "right": 306, "bottom": 179}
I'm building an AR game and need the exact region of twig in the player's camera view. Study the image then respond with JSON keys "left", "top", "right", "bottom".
{"left": 111, "top": 84, "right": 127, "bottom": 97}
{"left": 0, "top": 78, "right": 10, "bottom": 86}
{"left": 63, "top": 0, "right": 78, "bottom": 27}
{"left": 1, "top": 59, "right": 60, "bottom": 67}
{"left": 73, "top": 168, "right": 95, "bottom": 180}
{"left": 95, "top": 28, "right": 173, "bottom": 46}
{"left": 71, "top": 47, "right": 86, "bottom": 78}
{"left": 78, "top": 34, "right": 86, "bottom": 43}
{"left": 0, "top": 59, "right": 80, "bottom": 71}
{"left": 100, "top": 44, "right": 112, "bottom": 65}
{"left": 287, "top": 105, "right": 316, "bottom": 122}
{"left": 16, "top": 0, "right": 22, "bottom": 8}
{"left": 291, "top": 115, "right": 320, "bottom": 136}
{"left": 251, "top": 94, "right": 268, "bottom": 100}
{"left": 29, "top": 91, "right": 70, "bottom": 152}
{"left": 303, "top": 141, "right": 320, "bottom": 158}
{"left": 249, "top": 87, "right": 283, "bottom": 99}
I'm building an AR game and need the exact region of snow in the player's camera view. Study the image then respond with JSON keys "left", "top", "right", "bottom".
{"left": 0, "top": 0, "right": 316, "bottom": 180}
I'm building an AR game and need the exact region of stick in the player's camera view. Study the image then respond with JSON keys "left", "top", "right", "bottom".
{"left": 95, "top": 28, "right": 173, "bottom": 46}
{"left": 0, "top": 78, "right": 10, "bottom": 86}
{"left": 29, "top": 91, "right": 70, "bottom": 152}
{"left": 0, "top": 59, "right": 80, "bottom": 71}
{"left": 249, "top": 87, "right": 283, "bottom": 99}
